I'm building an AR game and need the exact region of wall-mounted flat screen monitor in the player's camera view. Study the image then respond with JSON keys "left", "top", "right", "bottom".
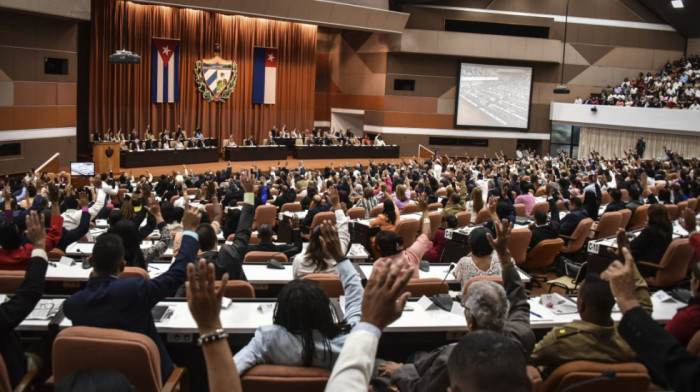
{"left": 455, "top": 62, "right": 533, "bottom": 130}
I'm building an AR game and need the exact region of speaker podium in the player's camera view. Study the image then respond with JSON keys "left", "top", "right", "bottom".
{"left": 92, "top": 142, "right": 120, "bottom": 174}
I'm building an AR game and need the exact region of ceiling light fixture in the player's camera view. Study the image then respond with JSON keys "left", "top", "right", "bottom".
{"left": 671, "top": 0, "right": 684, "bottom": 9}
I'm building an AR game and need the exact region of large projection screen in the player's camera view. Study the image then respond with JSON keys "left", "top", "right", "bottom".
{"left": 455, "top": 62, "right": 533, "bottom": 130}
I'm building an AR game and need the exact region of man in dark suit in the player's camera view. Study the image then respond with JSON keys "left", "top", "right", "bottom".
{"left": 246, "top": 222, "right": 302, "bottom": 259}
{"left": 63, "top": 206, "right": 201, "bottom": 382}
{"left": 559, "top": 197, "right": 588, "bottom": 237}
{"left": 603, "top": 188, "right": 627, "bottom": 214}
{"left": 245, "top": 136, "right": 257, "bottom": 146}
{"left": 528, "top": 198, "right": 560, "bottom": 249}
{"left": 273, "top": 184, "right": 296, "bottom": 210}
{"left": 0, "top": 212, "right": 48, "bottom": 388}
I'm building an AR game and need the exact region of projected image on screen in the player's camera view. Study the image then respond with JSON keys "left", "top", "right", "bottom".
{"left": 456, "top": 63, "right": 532, "bottom": 129}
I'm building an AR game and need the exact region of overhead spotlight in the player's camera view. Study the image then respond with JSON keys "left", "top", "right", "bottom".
{"left": 671, "top": 0, "right": 684, "bottom": 9}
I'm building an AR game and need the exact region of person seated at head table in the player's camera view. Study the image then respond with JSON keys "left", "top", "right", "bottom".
{"left": 63, "top": 206, "right": 201, "bottom": 383}
{"left": 233, "top": 222, "right": 364, "bottom": 375}
{"left": 293, "top": 188, "right": 349, "bottom": 278}
{"left": 227, "top": 134, "right": 237, "bottom": 147}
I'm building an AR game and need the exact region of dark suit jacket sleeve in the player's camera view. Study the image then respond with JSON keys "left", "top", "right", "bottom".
{"left": 0, "top": 257, "right": 48, "bottom": 334}
{"left": 139, "top": 233, "right": 199, "bottom": 309}
{"left": 619, "top": 306, "right": 700, "bottom": 392}
{"left": 559, "top": 213, "right": 578, "bottom": 236}
{"left": 138, "top": 211, "right": 157, "bottom": 240}
{"left": 548, "top": 199, "right": 561, "bottom": 232}
{"left": 502, "top": 264, "right": 535, "bottom": 357}
{"left": 218, "top": 204, "right": 254, "bottom": 280}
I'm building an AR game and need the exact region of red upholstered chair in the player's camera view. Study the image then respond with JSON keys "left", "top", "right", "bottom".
{"left": 618, "top": 209, "right": 632, "bottom": 230}
{"left": 461, "top": 275, "right": 504, "bottom": 296}
{"left": 474, "top": 208, "right": 492, "bottom": 224}
{"left": 215, "top": 280, "right": 255, "bottom": 298}
{"left": 280, "top": 203, "right": 302, "bottom": 213}
{"left": 369, "top": 204, "right": 384, "bottom": 218}
{"left": 395, "top": 219, "right": 420, "bottom": 249}
{"left": 243, "top": 252, "right": 288, "bottom": 264}
{"left": 401, "top": 278, "right": 448, "bottom": 298}
{"left": 241, "top": 364, "right": 330, "bottom": 392}
{"left": 401, "top": 203, "right": 420, "bottom": 215}
{"left": 346, "top": 207, "right": 366, "bottom": 220}
{"left": 252, "top": 205, "right": 277, "bottom": 230}
{"left": 639, "top": 238, "right": 696, "bottom": 289}
{"left": 304, "top": 274, "right": 344, "bottom": 297}
{"left": 508, "top": 228, "right": 533, "bottom": 266}
{"left": 593, "top": 212, "right": 622, "bottom": 239}
{"left": 531, "top": 202, "right": 549, "bottom": 217}
{"left": 455, "top": 211, "right": 471, "bottom": 227}
{"left": 666, "top": 204, "right": 679, "bottom": 221}
{"left": 0, "top": 270, "right": 25, "bottom": 294}
{"left": 541, "top": 361, "right": 649, "bottom": 392}
{"left": 628, "top": 204, "right": 649, "bottom": 231}
{"left": 427, "top": 202, "right": 442, "bottom": 211}
{"left": 52, "top": 327, "right": 189, "bottom": 392}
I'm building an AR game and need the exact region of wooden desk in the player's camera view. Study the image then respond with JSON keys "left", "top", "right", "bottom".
{"left": 92, "top": 142, "right": 120, "bottom": 174}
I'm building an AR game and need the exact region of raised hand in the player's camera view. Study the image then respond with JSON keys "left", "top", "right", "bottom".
{"left": 239, "top": 171, "right": 255, "bottom": 193}
{"left": 182, "top": 203, "right": 202, "bottom": 232}
{"left": 318, "top": 221, "right": 345, "bottom": 262}
{"left": 25, "top": 211, "right": 46, "bottom": 250}
{"left": 361, "top": 257, "right": 413, "bottom": 331}
{"left": 600, "top": 247, "right": 640, "bottom": 314}
{"left": 78, "top": 191, "right": 89, "bottom": 208}
{"left": 486, "top": 218, "right": 513, "bottom": 262}
{"left": 607, "top": 228, "right": 632, "bottom": 260}
{"left": 328, "top": 187, "right": 341, "bottom": 209}
{"left": 187, "top": 259, "right": 226, "bottom": 334}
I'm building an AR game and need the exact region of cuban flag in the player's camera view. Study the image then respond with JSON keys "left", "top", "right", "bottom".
{"left": 151, "top": 38, "right": 180, "bottom": 103}
{"left": 252, "top": 47, "right": 277, "bottom": 104}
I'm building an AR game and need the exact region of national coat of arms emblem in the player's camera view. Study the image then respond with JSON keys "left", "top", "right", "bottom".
{"left": 194, "top": 54, "right": 237, "bottom": 103}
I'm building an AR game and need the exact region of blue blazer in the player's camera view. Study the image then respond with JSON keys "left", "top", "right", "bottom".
{"left": 64, "top": 233, "right": 199, "bottom": 382}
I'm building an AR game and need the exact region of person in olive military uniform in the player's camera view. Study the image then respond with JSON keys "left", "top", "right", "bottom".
{"left": 530, "top": 270, "right": 652, "bottom": 379}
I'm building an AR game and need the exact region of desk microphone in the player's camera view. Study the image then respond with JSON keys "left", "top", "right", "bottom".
{"left": 561, "top": 370, "right": 615, "bottom": 392}
{"left": 265, "top": 250, "right": 288, "bottom": 270}
{"left": 430, "top": 263, "right": 455, "bottom": 311}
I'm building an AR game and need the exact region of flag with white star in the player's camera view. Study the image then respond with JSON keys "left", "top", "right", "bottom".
{"left": 252, "top": 47, "right": 277, "bottom": 104}
{"left": 151, "top": 38, "right": 180, "bottom": 103}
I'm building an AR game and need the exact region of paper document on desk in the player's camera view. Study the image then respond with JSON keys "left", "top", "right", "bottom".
{"left": 652, "top": 290, "right": 676, "bottom": 303}
{"left": 26, "top": 302, "right": 55, "bottom": 320}
{"left": 540, "top": 293, "right": 578, "bottom": 314}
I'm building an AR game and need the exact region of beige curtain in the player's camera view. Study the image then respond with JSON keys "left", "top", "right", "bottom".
{"left": 579, "top": 127, "right": 700, "bottom": 159}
